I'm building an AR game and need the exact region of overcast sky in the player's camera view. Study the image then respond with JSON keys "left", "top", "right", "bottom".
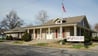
{"left": 0, "top": 0, "right": 98, "bottom": 27}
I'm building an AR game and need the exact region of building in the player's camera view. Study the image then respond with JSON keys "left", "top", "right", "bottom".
{"left": 4, "top": 15, "right": 95, "bottom": 40}
{"left": 92, "top": 27, "right": 98, "bottom": 38}
{"left": 0, "top": 29, "right": 6, "bottom": 39}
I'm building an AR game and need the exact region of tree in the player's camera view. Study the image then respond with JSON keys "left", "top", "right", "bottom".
{"left": 26, "top": 23, "right": 33, "bottom": 27}
{"left": 0, "top": 10, "right": 23, "bottom": 30}
{"left": 36, "top": 10, "right": 48, "bottom": 24}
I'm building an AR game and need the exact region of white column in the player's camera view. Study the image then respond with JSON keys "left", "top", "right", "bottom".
{"left": 60, "top": 26, "right": 63, "bottom": 39}
{"left": 47, "top": 27, "right": 50, "bottom": 39}
{"left": 48, "top": 27, "right": 50, "bottom": 34}
{"left": 74, "top": 25, "right": 77, "bottom": 36}
{"left": 33, "top": 29, "right": 35, "bottom": 39}
{"left": 27, "top": 29, "right": 29, "bottom": 33}
{"left": 40, "top": 28, "right": 42, "bottom": 39}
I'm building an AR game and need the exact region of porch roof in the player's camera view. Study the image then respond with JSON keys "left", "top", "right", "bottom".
{"left": 4, "top": 27, "right": 26, "bottom": 33}
{"left": 27, "top": 23, "right": 75, "bottom": 29}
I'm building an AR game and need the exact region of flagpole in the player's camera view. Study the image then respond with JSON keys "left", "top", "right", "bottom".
{"left": 61, "top": 0, "right": 63, "bottom": 19}
{"left": 61, "top": 10, "right": 63, "bottom": 19}
{"left": 61, "top": 0, "right": 65, "bottom": 19}
{"left": 62, "top": 5, "right": 63, "bottom": 19}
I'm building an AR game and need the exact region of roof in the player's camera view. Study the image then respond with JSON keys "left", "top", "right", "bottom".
{"left": 43, "top": 15, "right": 85, "bottom": 25}
{"left": 4, "top": 27, "right": 26, "bottom": 33}
{"left": 4, "top": 15, "right": 87, "bottom": 33}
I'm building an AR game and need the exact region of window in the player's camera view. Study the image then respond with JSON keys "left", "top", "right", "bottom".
{"left": 57, "top": 21, "right": 61, "bottom": 23}
{"left": 55, "top": 20, "right": 61, "bottom": 24}
{"left": 55, "top": 19, "right": 66, "bottom": 24}
{"left": 62, "top": 20, "right": 66, "bottom": 23}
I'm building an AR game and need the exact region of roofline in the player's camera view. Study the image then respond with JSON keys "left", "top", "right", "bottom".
{"left": 27, "top": 23, "right": 76, "bottom": 29}
{"left": 77, "top": 25, "right": 97, "bottom": 33}
{"left": 4, "top": 31, "right": 25, "bottom": 33}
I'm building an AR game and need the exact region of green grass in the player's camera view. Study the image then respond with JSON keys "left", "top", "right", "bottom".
{"left": 36, "top": 43, "right": 48, "bottom": 46}
{"left": 13, "top": 41, "right": 24, "bottom": 44}
{"left": 72, "top": 44, "right": 84, "bottom": 49}
{"left": 0, "top": 40, "right": 4, "bottom": 42}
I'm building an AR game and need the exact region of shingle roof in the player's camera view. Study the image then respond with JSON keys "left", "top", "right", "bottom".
{"left": 4, "top": 15, "right": 86, "bottom": 33}
{"left": 43, "top": 15, "right": 85, "bottom": 25}
{"left": 4, "top": 27, "right": 26, "bottom": 33}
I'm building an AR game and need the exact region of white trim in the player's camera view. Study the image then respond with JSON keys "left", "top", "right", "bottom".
{"left": 27, "top": 29, "right": 29, "bottom": 33}
{"left": 33, "top": 29, "right": 35, "bottom": 39}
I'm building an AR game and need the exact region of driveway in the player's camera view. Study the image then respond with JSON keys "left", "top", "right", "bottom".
{"left": 0, "top": 43, "right": 98, "bottom": 56}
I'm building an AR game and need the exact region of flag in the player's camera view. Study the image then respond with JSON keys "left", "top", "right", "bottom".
{"left": 62, "top": 2, "right": 66, "bottom": 12}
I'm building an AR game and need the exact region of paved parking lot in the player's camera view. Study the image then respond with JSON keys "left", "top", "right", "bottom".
{"left": 0, "top": 43, "right": 98, "bottom": 56}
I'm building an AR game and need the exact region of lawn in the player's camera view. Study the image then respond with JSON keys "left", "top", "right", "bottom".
{"left": 31, "top": 42, "right": 98, "bottom": 49}
{"left": 13, "top": 41, "right": 24, "bottom": 44}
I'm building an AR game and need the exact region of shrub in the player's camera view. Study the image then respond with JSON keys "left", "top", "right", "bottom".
{"left": 21, "top": 32, "right": 31, "bottom": 41}
{"left": 83, "top": 32, "right": 92, "bottom": 48}
{"left": 59, "top": 39, "right": 66, "bottom": 45}
{"left": 92, "top": 37, "right": 98, "bottom": 41}
{"left": 6, "top": 35, "right": 13, "bottom": 40}
{"left": 95, "top": 37, "right": 98, "bottom": 40}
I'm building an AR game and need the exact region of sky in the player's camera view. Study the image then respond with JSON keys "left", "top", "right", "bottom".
{"left": 0, "top": 0, "right": 98, "bottom": 27}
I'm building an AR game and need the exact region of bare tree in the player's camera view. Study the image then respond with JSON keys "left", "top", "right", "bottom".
{"left": 36, "top": 10, "right": 48, "bottom": 24}
{"left": 26, "top": 23, "right": 33, "bottom": 27}
{"left": 0, "top": 10, "right": 23, "bottom": 30}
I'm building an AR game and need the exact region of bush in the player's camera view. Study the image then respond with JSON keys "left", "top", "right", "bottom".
{"left": 59, "top": 39, "right": 66, "bottom": 45}
{"left": 6, "top": 35, "right": 13, "bottom": 40}
{"left": 92, "top": 37, "right": 98, "bottom": 41}
{"left": 83, "top": 32, "right": 92, "bottom": 48}
{"left": 21, "top": 32, "right": 31, "bottom": 41}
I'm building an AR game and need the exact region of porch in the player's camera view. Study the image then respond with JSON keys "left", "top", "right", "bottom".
{"left": 27, "top": 24, "right": 90, "bottom": 40}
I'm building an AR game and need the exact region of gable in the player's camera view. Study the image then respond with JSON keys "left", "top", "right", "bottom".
{"left": 79, "top": 16, "right": 90, "bottom": 29}
{"left": 54, "top": 18, "right": 61, "bottom": 24}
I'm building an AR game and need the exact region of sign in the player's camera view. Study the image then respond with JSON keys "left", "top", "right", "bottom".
{"left": 66, "top": 36, "right": 84, "bottom": 42}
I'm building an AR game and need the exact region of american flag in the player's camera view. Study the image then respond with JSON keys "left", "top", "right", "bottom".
{"left": 62, "top": 2, "right": 66, "bottom": 12}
